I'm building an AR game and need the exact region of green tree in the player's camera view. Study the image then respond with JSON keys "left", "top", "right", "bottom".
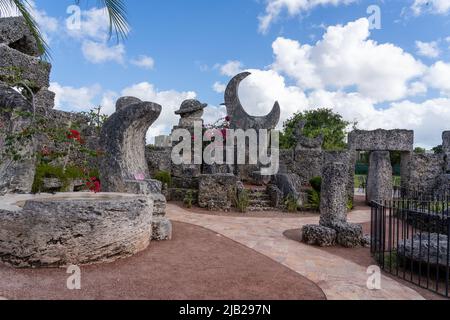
{"left": 280, "top": 108, "right": 352, "bottom": 151}
{"left": 0, "top": 0, "right": 129, "bottom": 59}
{"left": 414, "top": 147, "right": 426, "bottom": 154}
{"left": 433, "top": 145, "right": 443, "bottom": 154}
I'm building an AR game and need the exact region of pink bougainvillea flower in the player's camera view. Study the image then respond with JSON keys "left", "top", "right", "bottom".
{"left": 41, "top": 145, "right": 51, "bottom": 156}
{"left": 134, "top": 173, "right": 145, "bottom": 181}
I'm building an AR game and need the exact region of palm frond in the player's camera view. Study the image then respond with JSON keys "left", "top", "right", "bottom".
{"left": 76, "top": 0, "right": 130, "bottom": 41}
{"left": 0, "top": 0, "right": 129, "bottom": 60}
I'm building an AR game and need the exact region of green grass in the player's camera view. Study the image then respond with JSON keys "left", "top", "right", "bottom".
{"left": 354, "top": 175, "right": 401, "bottom": 189}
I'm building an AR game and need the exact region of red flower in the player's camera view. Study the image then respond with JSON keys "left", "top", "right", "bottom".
{"left": 225, "top": 116, "right": 231, "bottom": 122}
{"left": 67, "top": 129, "right": 82, "bottom": 142}
{"left": 86, "top": 177, "right": 101, "bottom": 193}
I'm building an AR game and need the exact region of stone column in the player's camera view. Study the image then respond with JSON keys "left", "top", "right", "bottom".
{"left": 319, "top": 162, "right": 348, "bottom": 228}
{"left": 367, "top": 151, "right": 393, "bottom": 203}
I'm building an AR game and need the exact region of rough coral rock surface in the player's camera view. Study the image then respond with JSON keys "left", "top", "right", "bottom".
{"left": 0, "top": 83, "right": 37, "bottom": 194}
{"left": 0, "top": 17, "right": 41, "bottom": 57}
{"left": 367, "top": 151, "right": 393, "bottom": 203}
{"left": 0, "top": 194, "right": 154, "bottom": 268}
{"left": 319, "top": 162, "right": 348, "bottom": 228}
{"left": 302, "top": 225, "right": 337, "bottom": 247}
{"left": 348, "top": 129, "right": 414, "bottom": 152}
{"left": 198, "top": 174, "right": 238, "bottom": 211}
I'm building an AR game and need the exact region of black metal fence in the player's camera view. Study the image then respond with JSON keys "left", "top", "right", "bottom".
{"left": 371, "top": 199, "right": 450, "bottom": 298}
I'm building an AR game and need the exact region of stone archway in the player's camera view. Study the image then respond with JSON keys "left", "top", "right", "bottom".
{"left": 348, "top": 129, "right": 414, "bottom": 203}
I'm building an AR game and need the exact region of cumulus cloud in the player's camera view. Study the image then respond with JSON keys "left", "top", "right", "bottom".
{"left": 212, "top": 82, "right": 226, "bottom": 93}
{"left": 65, "top": 7, "right": 112, "bottom": 41}
{"left": 271, "top": 18, "right": 426, "bottom": 102}
{"left": 411, "top": 0, "right": 450, "bottom": 15}
{"left": 81, "top": 40, "right": 125, "bottom": 64}
{"left": 50, "top": 82, "right": 101, "bottom": 111}
{"left": 218, "top": 60, "right": 244, "bottom": 77}
{"left": 416, "top": 41, "right": 440, "bottom": 58}
{"left": 130, "top": 55, "right": 155, "bottom": 70}
{"left": 258, "top": 0, "right": 357, "bottom": 34}
{"left": 208, "top": 17, "right": 450, "bottom": 147}
{"left": 119, "top": 82, "right": 197, "bottom": 142}
{"left": 424, "top": 61, "right": 450, "bottom": 96}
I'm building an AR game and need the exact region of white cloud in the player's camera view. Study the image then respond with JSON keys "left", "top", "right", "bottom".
{"left": 28, "top": 1, "right": 59, "bottom": 35}
{"left": 424, "top": 61, "right": 450, "bottom": 96}
{"left": 65, "top": 7, "right": 111, "bottom": 41}
{"left": 50, "top": 81, "right": 198, "bottom": 143}
{"left": 218, "top": 60, "right": 244, "bottom": 77}
{"left": 412, "top": 0, "right": 450, "bottom": 15}
{"left": 272, "top": 18, "right": 426, "bottom": 102}
{"left": 130, "top": 55, "right": 155, "bottom": 70}
{"left": 234, "top": 69, "right": 309, "bottom": 127}
{"left": 120, "top": 82, "right": 197, "bottom": 141}
{"left": 64, "top": 7, "right": 130, "bottom": 65}
{"left": 258, "top": 0, "right": 357, "bottom": 34}
{"left": 81, "top": 40, "right": 125, "bottom": 64}
{"left": 50, "top": 82, "right": 101, "bottom": 111}
{"left": 415, "top": 41, "right": 440, "bottom": 58}
{"left": 213, "top": 82, "right": 226, "bottom": 93}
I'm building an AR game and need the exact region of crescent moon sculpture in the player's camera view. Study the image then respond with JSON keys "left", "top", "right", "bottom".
{"left": 224, "top": 72, "right": 280, "bottom": 130}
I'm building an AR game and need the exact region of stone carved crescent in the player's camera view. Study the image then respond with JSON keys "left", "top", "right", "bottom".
{"left": 224, "top": 72, "right": 280, "bottom": 130}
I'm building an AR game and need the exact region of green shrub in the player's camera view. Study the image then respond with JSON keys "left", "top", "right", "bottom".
{"left": 234, "top": 189, "right": 250, "bottom": 213}
{"left": 32, "top": 164, "right": 87, "bottom": 193}
{"left": 154, "top": 170, "right": 172, "bottom": 187}
{"left": 183, "top": 190, "right": 194, "bottom": 209}
{"left": 285, "top": 193, "right": 299, "bottom": 213}
{"left": 306, "top": 189, "right": 321, "bottom": 211}
{"left": 309, "top": 177, "right": 322, "bottom": 193}
{"left": 347, "top": 198, "right": 354, "bottom": 211}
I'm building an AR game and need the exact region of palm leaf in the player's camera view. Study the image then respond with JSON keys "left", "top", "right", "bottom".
{"left": 77, "top": 0, "right": 129, "bottom": 41}
{"left": 0, "top": 0, "right": 129, "bottom": 60}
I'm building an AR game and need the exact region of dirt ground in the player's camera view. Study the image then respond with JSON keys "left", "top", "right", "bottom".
{"left": 0, "top": 221, "right": 326, "bottom": 300}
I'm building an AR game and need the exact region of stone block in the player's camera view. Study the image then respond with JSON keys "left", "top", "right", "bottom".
{"left": 198, "top": 174, "right": 238, "bottom": 211}
{"left": 348, "top": 129, "right": 414, "bottom": 152}
{"left": 152, "top": 216, "right": 172, "bottom": 241}
{"left": 302, "top": 225, "right": 337, "bottom": 247}
{"left": 0, "top": 17, "right": 41, "bottom": 57}
{"left": 333, "top": 222, "right": 364, "bottom": 248}
{"left": 0, "top": 193, "right": 154, "bottom": 268}
{"left": 0, "top": 44, "right": 51, "bottom": 89}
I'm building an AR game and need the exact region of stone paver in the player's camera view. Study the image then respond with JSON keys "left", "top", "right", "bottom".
{"left": 166, "top": 205, "right": 425, "bottom": 300}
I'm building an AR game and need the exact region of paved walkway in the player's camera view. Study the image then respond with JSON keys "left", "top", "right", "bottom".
{"left": 166, "top": 205, "right": 425, "bottom": 300}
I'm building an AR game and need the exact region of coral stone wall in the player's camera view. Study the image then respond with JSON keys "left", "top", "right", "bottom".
{"left": 401, "top": 153, "right": 445, "bottom": 194}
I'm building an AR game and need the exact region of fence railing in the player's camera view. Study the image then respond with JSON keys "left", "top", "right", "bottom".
{"left": 371, "top": 199, "right": 450, "bottom": 298}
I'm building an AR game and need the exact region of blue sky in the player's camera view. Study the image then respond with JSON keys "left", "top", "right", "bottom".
{"left": 10, "top": 0, "right": 450, "bottom": 147}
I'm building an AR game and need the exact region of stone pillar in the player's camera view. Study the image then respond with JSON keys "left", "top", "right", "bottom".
{"left": 400, "top": 152, "right": 412, "bottom": 192}
{"left": 99, "top": 97, "right": 172, "bottom": 241}
{"left": 319, "top": 162, "right": 348, "bottom": 228}
{"left": 367, "top": 151, "right": 393, "bottom": 203}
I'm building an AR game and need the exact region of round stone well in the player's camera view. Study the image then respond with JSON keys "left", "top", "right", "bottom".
{"left": 0, "top": 193, "right": 154, "bottom": 268}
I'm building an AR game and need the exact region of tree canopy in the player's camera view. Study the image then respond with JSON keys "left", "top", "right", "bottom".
{"left": 280, "top": 108, "right": 352, "bottom": 151}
